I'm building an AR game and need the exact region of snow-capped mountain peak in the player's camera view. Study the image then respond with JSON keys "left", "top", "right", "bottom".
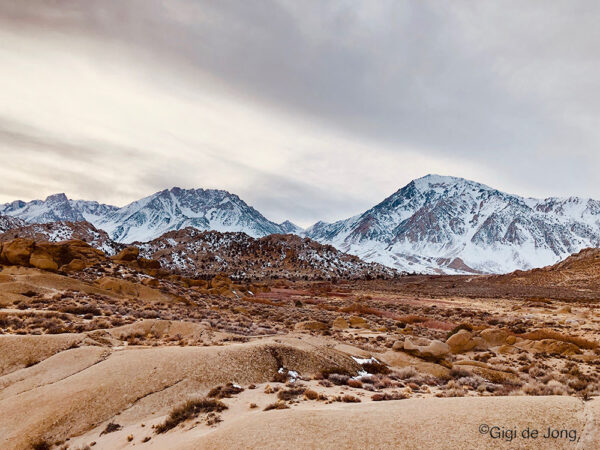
{"left": 0, "top": 187, "right": 288, "bottom": 244}
{"left": 0, "top": 193, "right": 86, "bottom": 223}
{"left": 305, "top": 175, "right": 600, "bottom": 274}
{"left": 279, "top": 220, "right": 304, "bottom": 234}
{"left": 4, "top": 177, "right": 600, "bottom": 274}
{"left": 97, "top": 187, "right": 284, "bottom": 243}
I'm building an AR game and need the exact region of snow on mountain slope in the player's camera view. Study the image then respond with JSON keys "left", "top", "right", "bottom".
{"left": 0, "top": 221, "right": 121, "bottom": 256}
{"left": 0, "top": 215, "right": 25, "bottom": 233}
{"left": 137, "top": 228, "right": 398, "bottom": 280}
{"left": 279, "top": 220, "right": 304, "bottom": 234}
{"left": 304, "top": 175, "right": 600, "bottom": 274}
{"left": 4, "top": 176, "right": 600, "bottom": 274}
{"left": 95, "top": 188, "right": 284, "bottom": 243}
{"left": 0, "top": 188, "right": 288, "bottom": 244}
{"left": 0, "top": 194, "right": 87, "bottom": 223}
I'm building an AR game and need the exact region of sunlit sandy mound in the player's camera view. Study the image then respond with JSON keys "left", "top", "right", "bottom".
{"left": 184, "top": 396, "right": 597, "bottom": 450}
{"left": 0, "top": 334, "right": 358, "bottom": 449}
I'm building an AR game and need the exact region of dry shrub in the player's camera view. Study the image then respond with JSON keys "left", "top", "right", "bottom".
{"left": 521, "top": 380, "right": 569, "bottom": 396}
{"left": 208, "top": 383, "right": 244, "bottom": 399}
{"left": 264, "top": 401, "right": 290, "bottom": 411}
{"left": 372, "top": 392, "right": 408, "bottom": 401}
{"left": 449, "top": 367, "right": 472, "bottom": 379}
{"left": 100, "top": 422, "right": 122, "bottom": 435}
{"left": 361, "top": 361, "right": 390, "bottom": 375}
{"left": 328, "top": 374, "right": 350, "bottom": 385}
{"left": 59, "top": 305, "right": 102, "bottom": 316}
{"left": 341, "top": 394, "right": 361, "bottom": 403}
{"left": 394, "top": 367, "right": 418, "bottom": 380}
{"left": 304, "top": 389, "right": 319, "bottom": 400}
{"left": 347, "top": 379, "right": 363, "bottom": 389}
{"left": 32, "top": 441, "right": 51, "bottom": 450}
{"left": 520, "top": 329, "right": 598, "bottom": 350}
{"left": 156, "top": 398, "right": 227, "bottom": 433}
{"left": 277, "top": 387, "right": 306, "bottom": 401}
{"left": 272, "top": 371, "right": 289, "bottom": 383}
{"left": 442, "top": 380, "right": 467, "bottom": 397}
{"left": 319, "top": 367, "right": 353, "bottom": 378}
{"left": 373, "top": 375, "right": 396, "bottom": 389}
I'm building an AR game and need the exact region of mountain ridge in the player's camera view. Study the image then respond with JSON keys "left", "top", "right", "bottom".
{"left": 304, "top": 174, "right": 600, "bottom": 274}
{"left": 3, "top": 174, "right": 600, "bottom": 274}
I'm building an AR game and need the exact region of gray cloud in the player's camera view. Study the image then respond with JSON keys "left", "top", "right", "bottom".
{"left": 1, "top": 1, "right": 600, "bottom": 224}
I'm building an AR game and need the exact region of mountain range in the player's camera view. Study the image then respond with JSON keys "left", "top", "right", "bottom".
{"left": 0, "top": 188, "right": 295, "bottom": 243}
{"left": 2, "top": 175, "right": 600, "bottom": 274}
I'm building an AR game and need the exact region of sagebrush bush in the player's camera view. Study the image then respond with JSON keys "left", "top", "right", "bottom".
{"left": 156, "top": 398, "right": 227, "bottom": 433}
{"left": 264, "top": 401, "right": 290, "bottom": 411}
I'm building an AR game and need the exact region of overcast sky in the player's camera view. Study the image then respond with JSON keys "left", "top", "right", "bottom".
{"left": 1, "top": 1, "right": 600, "bottom": 226}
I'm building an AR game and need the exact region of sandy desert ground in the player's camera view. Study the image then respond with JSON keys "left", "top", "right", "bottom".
{"left": 1, "top": 239, "right": 600, "bottom": 449}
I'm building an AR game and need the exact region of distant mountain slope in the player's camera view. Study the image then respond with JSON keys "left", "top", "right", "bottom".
{"left": 136, "top": 228, "right": 399, "bottom": 280}
{"left": 4, "top": 176, "right": 600, "bottom": 274}
{"left": 0, "top": 221, "right": 121, "bottom": 256}
{"left": 94, "top": 188, "right": 285, "bottom": 243}
{"left": 1, "top": 188, "right": 288, "bottom": 243}
{"left": 0, "top": 215, "right": 25, "bottom": 233}
{"left": 279, "top": 220, "right": 304, "bottom": 234}
{"left": 305, "top": 175, "right": 600, "bottom": 274}
{"left": 494, "top": 247, "right": 600, "bottom": 289}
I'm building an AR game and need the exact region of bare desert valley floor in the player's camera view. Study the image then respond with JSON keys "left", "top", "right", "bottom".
{"left": 1, "top": 236, "right": 600, "bottom": 449}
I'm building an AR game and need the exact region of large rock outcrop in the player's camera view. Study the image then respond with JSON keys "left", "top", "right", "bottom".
{"left": 0, "top": 238, "right": 106, "bottom": 272}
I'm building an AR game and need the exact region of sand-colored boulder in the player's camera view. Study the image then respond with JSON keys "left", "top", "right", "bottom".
{"left": 40, "top": 240, "right": 105, "bottom": 268}
{"left": 96, "top": 277, "right": 139, "bottom": 297}
{"left": 138, "top": 257, "right": 161, "bottom": 270}
{"left": 479, "top": 328, "right": 509, "bottom": 347}
{"left": 0, "top": 239, "right": 34, "bottom": 266}
{"left": 333, "top": 317, "right": 349, "bottom": 330}
{"left": 0, "top": 239, "right": 106, "bottom": 272}
{"left": 29, "top": 248, "right": 58, "bottom": 272}
{"left": 452, "top": 360, "right": 489, "bottom": 369}
{"left": 470, "top": 367, "right": 521, "bottom": 385}
{"left": 392, "top": 340, "right": 404, "bottom": 352}
{"left": 525, "top": 339, "right": 581, "bottom": 356}
{"left": 111, "top": 246, "right": 139, "bottom": 262}
{"left": 61, "top": 258, "right": 86, "bottom": 272}
{"left": 348, "top": 316, "right": 369, "bottom": 329}
{"left": 295, "top": 321, "right": 329, "bottom": 332}
{"left": 446, "top": 330, "right": 477, "bottom": 353}
{"left": 403, "top": 337, "right": 450, "bottom": 360}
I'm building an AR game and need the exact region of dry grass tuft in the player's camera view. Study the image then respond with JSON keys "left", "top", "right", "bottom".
{"left": 208, "top": 383, "right": 244, "bottom": 399}
{"left": 156, "top": 398, "right": 227, "bottom": 433}
{"left": 264, "top": 401, "right": 290, "bottom": 411}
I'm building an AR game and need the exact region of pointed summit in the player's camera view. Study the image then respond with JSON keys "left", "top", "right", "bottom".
{"left": 279, "top": 220, "right": 303, "bottom": 234}
{"left": 306, "top": 175, "right": 600, "bottom": 274}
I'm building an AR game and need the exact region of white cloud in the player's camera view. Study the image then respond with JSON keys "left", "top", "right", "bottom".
{"left": 0, "top": 1, "right": 599, "bottom": 226}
